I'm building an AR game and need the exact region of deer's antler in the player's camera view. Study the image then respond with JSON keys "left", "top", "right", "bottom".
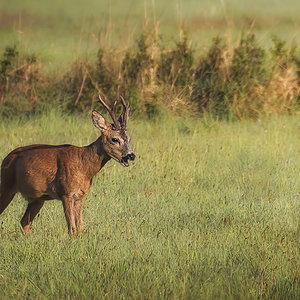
{"left": 98, "top": 95, "right": 121, "bottom": 129}
{"left": 119, "top": 96, "right": 130, "bottom": 129}
{"left": 98, "top": 95, "right": 130, "bottom": 130}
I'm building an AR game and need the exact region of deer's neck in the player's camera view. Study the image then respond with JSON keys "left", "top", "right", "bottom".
{"left": 82, "top": 137, "right": 110, "bottom": 179}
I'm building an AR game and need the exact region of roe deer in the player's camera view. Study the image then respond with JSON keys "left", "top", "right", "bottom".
{"left": 0, "top": 95, "right": 135, "bottom": 235}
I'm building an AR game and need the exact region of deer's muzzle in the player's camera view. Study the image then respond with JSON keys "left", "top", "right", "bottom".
{"left": 120, "top": 153, "right": 135, "bottom": 167}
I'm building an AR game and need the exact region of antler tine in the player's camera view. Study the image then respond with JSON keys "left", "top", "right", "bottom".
{"left": 119, "top": 96, "right": 130, "bottom": 128}
{"left": 112, "top": 100, "right": 118, "bottom": 113}
{"left": 120, "top": 95, "right": 127, "bottom": 107}
{"left": 98, "top": 95, "right": 120, "bottom": 128}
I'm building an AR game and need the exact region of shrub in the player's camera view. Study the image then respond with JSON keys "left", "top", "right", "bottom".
{"left": 0, "top": 45, "right": 45, "bottom": 117}
{"left": 121, "top": 34, "right": 154, "bottom": 88}
{"left": 228, "top": 33, "right": 267, "bottom": 118}
{"left": 192, "top": 37, "right": 229, "bottom": 117}
{"left": 191, "top": 33, "right": 299, "bottom": 119}
{"left": 0, "top": 31, "right": 299, "bottom": 119}
{"left": 257, "top": 37, "right": 299, "bottom": 115}
{"left": 158, "top": 34, "right": 194, "bottom": 87}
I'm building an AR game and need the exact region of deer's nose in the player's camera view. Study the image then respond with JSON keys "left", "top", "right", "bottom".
{"left": 128, "top": 153, "right": 135, "bottom": 161}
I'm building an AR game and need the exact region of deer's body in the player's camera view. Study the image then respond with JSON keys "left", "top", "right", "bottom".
{"left": 4, "top": 142, "right": 108, "bottom": 202}
{"left": 0, "top": 96, "right": 135, "bottom": 235}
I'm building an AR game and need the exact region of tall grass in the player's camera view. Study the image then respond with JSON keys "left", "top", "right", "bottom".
{"left": 0, "top": 111, "right": 299, "bottom": 298}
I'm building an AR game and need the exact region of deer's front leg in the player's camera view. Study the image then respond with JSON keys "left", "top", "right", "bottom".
{"left": 74, "top": 199, "right": 84, "bottom": 233}
{"left": 62, "top": 197, "right": 76, "bottom": 235}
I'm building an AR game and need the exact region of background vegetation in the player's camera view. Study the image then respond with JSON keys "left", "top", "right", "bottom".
{"left": 0, "top": 0, "right": 299, "bottom": 119}
{"left": 0, "top": 0, "right": 300, "bottom": 299}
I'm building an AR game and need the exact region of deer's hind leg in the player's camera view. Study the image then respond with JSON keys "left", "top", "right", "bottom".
{"left": 21, "top": 200, "right": 45, "bottom": 234}
{"left": 0, "top": 154, "right": 17, "bottom": 215}
{"left": 0, "top": 185, "right": 16, "bottom": 215}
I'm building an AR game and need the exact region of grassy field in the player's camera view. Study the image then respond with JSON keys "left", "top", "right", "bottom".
{"left": 0, "top": 111, "right": 299, "bottom": 298}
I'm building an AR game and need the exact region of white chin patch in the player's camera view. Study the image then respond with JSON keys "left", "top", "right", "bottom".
{"left": 120, "top": 161, "right": 129, "bottom": 167}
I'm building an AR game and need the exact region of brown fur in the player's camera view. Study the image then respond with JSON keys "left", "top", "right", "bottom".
{"left": 0, "top": 98, "right": 134, "bottom": 235}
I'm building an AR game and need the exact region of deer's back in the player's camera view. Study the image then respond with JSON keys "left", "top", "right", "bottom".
{"left": 2, "top": 144, "right": 90, "bottom": 201}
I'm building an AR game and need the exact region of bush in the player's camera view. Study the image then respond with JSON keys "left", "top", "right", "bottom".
{"left": 0, "top": 45, "right": 46, "bottom": 117}
{"left": 192, "top": 37, "right": 228, "bottom": 117}
{"left": 191, "top": 33, "right": 299, "bottom": 119}
{"left": 158, "top": 34, "right": 194, "bottom": 87}
{"left": 0, "top": 31, "right": 299, "bottom": 119}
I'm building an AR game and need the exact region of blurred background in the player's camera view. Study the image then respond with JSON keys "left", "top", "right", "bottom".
{"left": 0, "top": 0, "right": 299, "bottom": 118}
{"left": 1, "top": 0, "right": 299, "bottom": 71}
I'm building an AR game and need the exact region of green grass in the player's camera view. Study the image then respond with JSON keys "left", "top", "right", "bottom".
{"left": 1, "top": 0, "right": 299, "bottom": 72}
{"left": 0, "top": 111, "right": 299, "bottom": 298}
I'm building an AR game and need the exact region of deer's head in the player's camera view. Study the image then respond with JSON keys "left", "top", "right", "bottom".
{"left": 92, "top": 95, "right": 135, "bottom": 167}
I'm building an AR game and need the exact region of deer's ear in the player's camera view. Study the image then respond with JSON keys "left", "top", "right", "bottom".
{"left": 92, "top": 110, "right": 111, "bottom": 131}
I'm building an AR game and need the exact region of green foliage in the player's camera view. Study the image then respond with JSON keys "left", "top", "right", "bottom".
{"left": 226, "top": 33, "right": 267, "bottom": 118}
{"left": 58, "top": 60, "right": 94, "bottom": 113}
{"left": 192, "top": 37, "right": 228, "bottom": 116}
{"left": 0, "top": 45, "right": 45, "bottom": 117}
{"left": 158, "top": 35, "right": 194, "bottom": 87}
{"left": 231, "top": 33, "right": 266, "bottom": 86}
{"left": 270, "top": 36, "right": 297, "bottom": 75}
{"left": 0, "top": 46, "right": 19, "bottom": 101}
{"left": 121, "top": 34, "right": 154, "bottom": 87}
{"left": 0, "top": 112, "right": 299, "bottom": 298}
{"left": 192, "top": 33, "right": 268, "bottom": 118}
{"left": 0, "top": 31, "right": 299, "bottom": 119}
{"left": 0, "top": 46, "right": 19, "bottom": 79}
{"left": 95, "top": 48, "right": 117, "bottom": 97}
{"left": 191, "top": 33, "right": 299, "bottom": 119}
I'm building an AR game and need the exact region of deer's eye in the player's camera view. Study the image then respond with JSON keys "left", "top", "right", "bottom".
{"left": 111, "top": 137, "right": 119, "bottom": 144}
